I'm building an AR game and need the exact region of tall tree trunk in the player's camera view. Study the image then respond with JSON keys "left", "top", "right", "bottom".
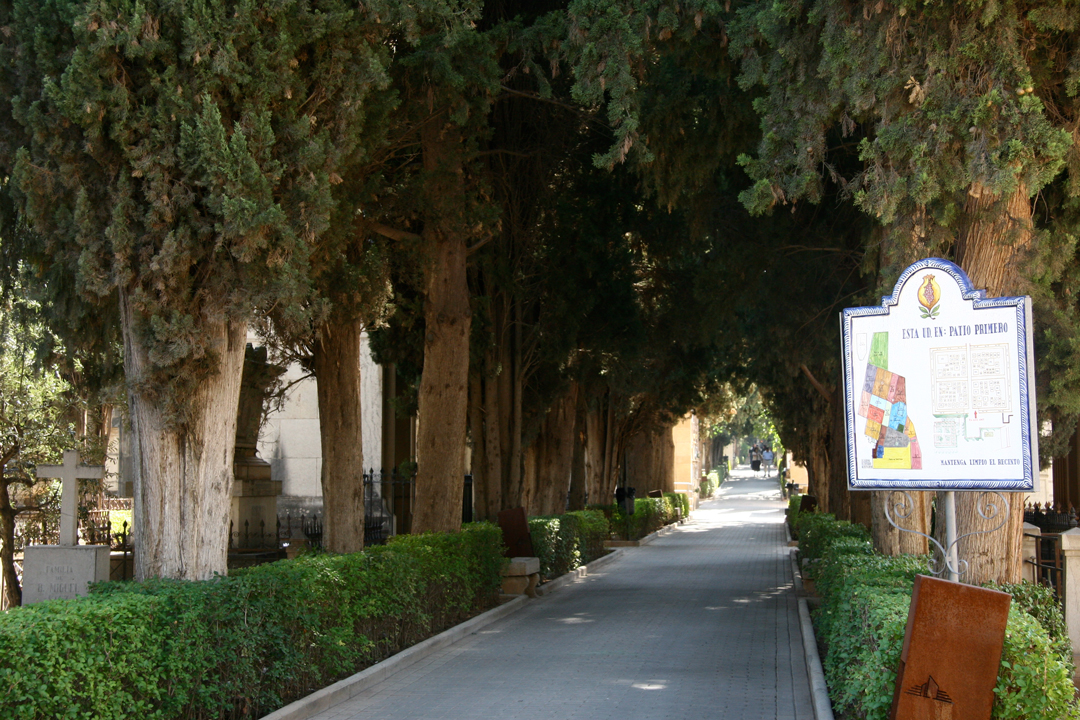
{"left": 497, "top": 327, "right": 515, "bottom": 507}
{"left": 467, "top": 370, "right": 487, "bottom": 518}
{"left": 568, "top": 385, "right": 588, "bottom": 511}
{"left": 529, "top": 385, "right": 578, "bottom": 515}
{"left": 482, "top": 356, "right": 504, "bottom": 518}
{"left": 938, "top": 183, "right": 1033, "bottom": 584}
{"left": 584, "top": 402, "right": 606, "bottom": 506}
{"left": 808, "top": 413, "right": 830, "bottom": 513}
{"left": 871, "top": 491, "right": 930, "bottom": 555}
{"left": 506, "top": 300, "right": 524, "bottom": 507}
{"left": 602, "top": 394, "right": 616, "bottom": 499}
{"left": 413, "top": 122, "right": 471, "bottom": 534}
{"left": 827, "top": 369, "right": 851, "bottom": 521}
{"left": 123, "top": 294, "right": 245, "bottom": 581}
{"left": 521, "top": 444, "right": 537, "bottom": 514}
{"left": 625, "top": 425, "right": 675, "bottom": 495}
{"left": 0, "top": 478, "right": 21, "bottom": 608}
{"left": 313, "top": 313, "right": 365, "bottom": 554}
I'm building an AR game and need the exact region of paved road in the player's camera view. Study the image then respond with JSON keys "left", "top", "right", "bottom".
{"left": 310, "top": 466, "right": 814, "bottom": 720}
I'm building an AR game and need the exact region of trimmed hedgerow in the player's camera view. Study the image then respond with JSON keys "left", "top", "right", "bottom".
{"left": 794, "top": 511, "right": 871, "bottom": 562}
{"left": 528, "top": 510, "right": 609, "bottom": 580}
{"left": 807, "top": 517, "right": 1080, "bottom": 720}
{"left": 988, "top": 580, "right": 1073, "bottom": 670}
{"left": 0, "top": 522, "right": 504, "bottom": 720}
{"left": 665, "top": 492, "right": 690, "bottom": 520}
{"left": 787, "top": 494, "right": 802, "bottom": 532}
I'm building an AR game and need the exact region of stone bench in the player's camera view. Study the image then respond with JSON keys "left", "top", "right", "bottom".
{"left": 501, "top": 556, "right": 540, "bottom": 598}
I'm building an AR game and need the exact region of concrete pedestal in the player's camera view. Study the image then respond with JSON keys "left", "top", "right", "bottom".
{"left": 1059, "top": 528, "right": 1080, "bottom": 652}
{"left": 231, "top": 448, "right": 282, "bottom": 546}
{"left": 1021, "top": 522, "right": 1040, "bottom": 584}
{"left": 501, "top": 556, "right": 540, "bottom": 598}
{"left": 21, "top": 545, "right": 110, "bottom": 605}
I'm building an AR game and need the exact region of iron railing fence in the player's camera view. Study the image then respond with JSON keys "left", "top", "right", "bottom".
{"left": 1024, "top": 503, "right": 1077, "bottom": 533}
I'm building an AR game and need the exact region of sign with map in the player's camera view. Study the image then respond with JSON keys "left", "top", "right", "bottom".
{"left": 841, "top": 258, "right": 1037, "bottom": 491}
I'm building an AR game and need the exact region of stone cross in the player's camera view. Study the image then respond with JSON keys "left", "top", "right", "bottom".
{"left": 36, "top": 450, "right": 106, "bottom": 547}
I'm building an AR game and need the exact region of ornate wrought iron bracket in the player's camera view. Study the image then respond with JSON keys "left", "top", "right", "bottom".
{"left": 884, "top": 490, "right": 1010, "bottom": 582}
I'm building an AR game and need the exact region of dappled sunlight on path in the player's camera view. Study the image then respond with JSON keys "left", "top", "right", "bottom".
{"left": 305, "top": 462, "right": 812, "bottom": 720}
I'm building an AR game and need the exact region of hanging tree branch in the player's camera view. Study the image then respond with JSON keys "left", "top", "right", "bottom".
{"left": 799, "top": 364, "right": 833, "bottom": 404}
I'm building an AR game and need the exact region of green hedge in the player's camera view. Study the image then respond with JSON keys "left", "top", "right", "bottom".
{"left": 794, "top": 511, "right": 871, "bottom": 562}
{"left": 527, "top": 510, "right": 609, "bottom": 580}
{"left": 0, "top": 522, "right": 504, "bottom": 720}
{"left": 592, "top": 496, "right": 680, "bottom": 540}
{"left": 787, "top": 494, "right": 802, "bottom": 529}
{"left": 807, "top": 519, "right": 1079, "bottom": 720}
{"left": 665, "top": 492, "right": 690, "bottom": 520}
{"left": 700, "top": 469, "right": 721, "bottom": 498}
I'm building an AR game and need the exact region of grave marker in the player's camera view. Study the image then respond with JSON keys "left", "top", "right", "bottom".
{"left": 21, "top": 450, "right": 111, "bottom": 604}
{"left": 36, "top": 450, "right": 106, "bottom": 547}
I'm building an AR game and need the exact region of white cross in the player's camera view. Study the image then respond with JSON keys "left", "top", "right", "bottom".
{"left": 36, "top": 450, "right": 106, "bottom": 546}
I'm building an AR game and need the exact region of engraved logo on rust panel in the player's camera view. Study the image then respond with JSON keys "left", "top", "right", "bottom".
{"left": 904, "top": 675, "right": 953, "bottom": 704}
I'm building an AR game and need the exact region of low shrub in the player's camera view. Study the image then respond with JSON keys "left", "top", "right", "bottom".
{"left": 564, "top": 510, "right": 610, "bottom": 564}
{"left": 527, "top": 510, "right": 610, "bottom": 580}
{"left": 664, "top": 492, "right": 690, "bottom": 520}
{"left": 989, "top": 580, "right": 1073, "bottom": 670}
{"left": 700, "top": 469, "right": 722, "bottom": 498}
{"left": 806, "top": 516, "right": 1080, "bottom": 720}
{"left": 787, "top": 494, "right": 802, "bottom": 533}
{"left": 0, "top": 522, "right": 504, "bottom": 720}
{"left": 795, "top": 512, "right": 870, "bottom": 562}
{"left": 588, "top": 494, "right": 687, "bottom": 540}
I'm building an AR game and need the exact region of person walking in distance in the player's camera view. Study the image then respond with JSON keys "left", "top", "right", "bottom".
{"left": 762, "top": 446, "right": 775, "bottom": 478}
{"left": 750, "top": 443, "right": 762, "bottom": 474}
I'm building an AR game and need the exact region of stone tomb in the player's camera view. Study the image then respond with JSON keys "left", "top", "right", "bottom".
{"left": 890, "top": 575, "right": 1011, "bottom": 720}
{"left": 21, "top": 450, "right": 110, "bottom": 604}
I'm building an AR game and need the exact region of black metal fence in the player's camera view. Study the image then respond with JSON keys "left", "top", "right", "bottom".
{"left": 1024, "top": 531, "right": 1063, "bottom": 600}
{"left": 79, "top": 470, "right": 475, "bottom": 576}
{"left": 363, "top": 469, "right": 416, "bottom": 546}
{"left": 1023, "top": 503, "right": 1070, "bottom": 602}
{"left": 1024, "top": 502, "right": 1077, "bottom": 533}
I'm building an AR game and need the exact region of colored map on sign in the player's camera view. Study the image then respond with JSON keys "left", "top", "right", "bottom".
{"left": 858, "top": 332, "right": 922, "bottom": 470}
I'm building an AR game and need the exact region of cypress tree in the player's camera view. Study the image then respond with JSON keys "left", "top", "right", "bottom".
{"left": 2, "top": 0, "right": 394, "bottom": 579}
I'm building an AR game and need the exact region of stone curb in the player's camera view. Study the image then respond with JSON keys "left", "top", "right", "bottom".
{"left": 604, "top": 521, "right": 681, "bottom": 548}
{"left": 799, "top": 598, "right": 835, "bottom": 720}
{"left": 536, "top": 548, "right": 627, "bottom": 597}
{"left": 789, "top": 543, "right": 833, "bottom": 720}
{"left": 260, "top": 595, "right": 529, "bottom": 720}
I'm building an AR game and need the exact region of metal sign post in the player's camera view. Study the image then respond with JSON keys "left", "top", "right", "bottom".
{"left": 841, "top": 258, "right": 1037, "bottom": 581}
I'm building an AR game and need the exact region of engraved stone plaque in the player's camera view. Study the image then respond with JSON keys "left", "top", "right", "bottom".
{"left": 890, "top": 575, "right": 1011, "bottom": 720}
{"left": 21, "top": 545, "right": 111, "bottom": 604}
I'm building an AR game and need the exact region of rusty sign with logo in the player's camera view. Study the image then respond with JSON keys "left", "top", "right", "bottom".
{"left": 889, "top": 575, "right": 1010, "bottom": 720}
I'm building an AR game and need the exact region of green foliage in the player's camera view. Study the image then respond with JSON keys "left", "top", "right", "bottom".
{"left": 664, "top": 491, "right": 690, "bottom": 520}
{"left": 2, "top": 0, "right": 398, "bottom": 421}
{"left": 0, "top": 523, "right": 504, "bottom": 720}
{"left": 995, "top": 607, "right": 1080, "bottom": 720}
{"left": 794, "top": 512, "right": 870, "bottom": 562}
{"left": 594, "top": 495, "right": 682, "bottom": 540}
{"left": 989, "top": 580, "right": 1073, "bottom": 670}
{"left": 807, "top": 515, "right": 1080, "bottom": 720}
{"left": 787, "top": 494, "right": 802, "bottom": 531}
{"left": 528, "top": 510, "right": 609, "bottom": 580}
{"left": 700, "top": 469, "right": 721, "bottom": 498}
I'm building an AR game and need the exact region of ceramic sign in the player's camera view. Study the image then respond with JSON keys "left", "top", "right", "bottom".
{"left": 841, "top": 258, "right": 1037, "bottom": 491}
